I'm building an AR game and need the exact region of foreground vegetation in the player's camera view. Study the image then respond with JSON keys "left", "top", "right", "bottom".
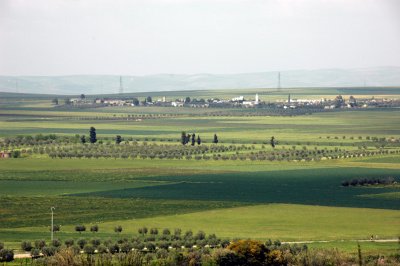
{"left": 0, "top": 89, "right": 399, "bottom": 264}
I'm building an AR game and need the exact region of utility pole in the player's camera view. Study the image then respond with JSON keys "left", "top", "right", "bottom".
{"left": 278, "top": 72, "right": 281, "bottom": 91}
{"left": 119, "top": 76, "right": 123, "bottom": 95}
{"left": 50, "top": 207, "right": 55, "bottom": 241}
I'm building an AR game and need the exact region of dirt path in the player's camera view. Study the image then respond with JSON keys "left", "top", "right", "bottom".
{"left": 282, "top": 239, "right": 399, "bottom": 244}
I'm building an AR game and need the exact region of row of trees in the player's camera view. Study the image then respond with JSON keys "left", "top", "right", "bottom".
{"left": 2, "top": 132, "right": 399, "bottom": 148}
{"left": 341, "top": 176, "right": 397, "bottom": 187}
{"left": 40, "top": 142, "right": 400, "bottom": 161}
{"left": 10, "top": 238, "right": 392, "bottom": 266}
{"left": 181, "top": 132, "right": 218, "bottom": 146}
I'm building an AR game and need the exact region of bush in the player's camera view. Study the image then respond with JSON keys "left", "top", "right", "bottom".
{"left": 228, "top": 239, "right": 268, "bottom": 265}
{"left": 120, "top": 242, "right": 133, "bottom": 253}
{"left": 83, "top": 245, "right": 96, "bottom": 254}
{"left": 51, "top": 239, "right": 62, "bottom": 247}
{"left": 77, "top": 239, "right": 87, "bottom": 249}
{"left": 42, "top": 246, "right": 57, "bottom": 256}
{"left": 0, "top": 249, "right": 14, "bottom": 262}
{"left": 35, "top": 239, "right": 46, "bottom": 249}
{"left": 90, "top": 224, "right": 99, "bottom": 233}
{"left": 97, "top": 244, "right": 108, "bottom": 254}
{"left": 150, "top": 228, "right": 158, "bottom": 235}
{"left": 108, "top": 243, "right": 119, "bottom": 254}
{"left": 30, "top": 248, "right": 41, "bottom": 258}
{"left": 213, "top": 248, "right": 241, "bottom": 266}
{"left": 114, "top": 225, "right": 123, "bottom": 233}
{"left": 145, "top": 242, "right": 156, "bottom": 252}
{"left": 75, "top": 224, "right": 86, "bottom": 233}
{"left": 21, "top": 241, "right": 33, "bottom": 251}
{"left": 90, "top": 238, "right": 101, "bottom": 247}
{"left": 64, "top": 239, "right": 74, "bottom": 247}
{"left": 195, "top": 230, "right": 206, "bottom": 240}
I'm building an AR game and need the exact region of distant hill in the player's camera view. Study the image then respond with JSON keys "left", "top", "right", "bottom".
{"left": 0, "top": 67, "right": 399, "bottom": 95}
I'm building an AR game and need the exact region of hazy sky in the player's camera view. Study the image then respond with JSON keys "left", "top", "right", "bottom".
{"left": 0, "top": 0, "right": 399, "bottom": 76}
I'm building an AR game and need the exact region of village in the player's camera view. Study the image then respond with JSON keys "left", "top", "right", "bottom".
{"left": 65, "top": 93, "right": 400, "bottom": 110}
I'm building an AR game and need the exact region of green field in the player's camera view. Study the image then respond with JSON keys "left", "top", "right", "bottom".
{"left": 0, "top": 89, "right": 400, "bottom": 256}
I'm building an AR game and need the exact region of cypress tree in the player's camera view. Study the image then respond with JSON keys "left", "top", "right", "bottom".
{"left": 213, "top": 134, "right": 218, "bottom": 144}
{"left": 197, "top": 135, "right": 201, "bottom": 145}
{"left": 181, "top": 131, "right": 186, "bottom": 145}
{"left": 191, "top": 133, "right": 196, "bottom": 146}
{"left": 89, "top": 127, "right": 97, "bottom": 143}
{"left": 270, "top": 136, "right": 276, "bottom": 148}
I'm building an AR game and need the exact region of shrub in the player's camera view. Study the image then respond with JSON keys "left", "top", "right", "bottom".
{"left": 64, "top": 239, "right": 74, "bottom": 247}
{"left": 35, "top": 239, "right": 46, "bottom": 249}
{"left": 21, "top": 241, "right": 33, "bottom": 251}
{"left": 114, "top": 225, "right": 123, "bottom": 233}
{"left": 90, "top": 224, "right": 99, "bottom": 233}
{"left": 75, "top": 225, "right": 86, "bottom": 234}
{"left": 30, "top": 248, "right": 41, "bottom": 258}
{"left": 97, "top": 244, "right": 108, "bottom": 254}
{"left": 77, "top": 239, "right": 87, "bottom": 249}
{"left": 228, "top": 239, "right": 268, "bottom": 265}
{"left": 42, "top": 246, "right": 57, "bottom": 256}
{"left": 108, "top": 243, "right": 119, "bottom": 254}
{"left": 120, "top": 242, "right": 133, "bottom": 253}
{"left": 83, "top": 245, "right": 96, "bottom": 254}
{"left": 213, "top": 248, "right": 241, "bottom": 266}
{"left": 51, "top": 239, "right": 62, "bottom": 247}
{"left": 90, "top": 238, "right": 101, "bottom": 247}
{"left": 195, "top": 230, "right": 206, "bottom": 240}
{"left": 0, "top": 249, "right": 14, "bottom": 262}
{"left": 163, "top": 228, "right": 171, "bottom": 235}
{"left": 145, "top": 242, "right": 156, "bottom": 252}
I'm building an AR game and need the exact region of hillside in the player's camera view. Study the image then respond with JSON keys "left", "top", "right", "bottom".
{"left": 0, "top": 67, "right": 400, "bottom": 95}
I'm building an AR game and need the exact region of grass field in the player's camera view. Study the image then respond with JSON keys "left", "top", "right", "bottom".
{"left": 1, "top": 89, "right": 400, "bottom": 256}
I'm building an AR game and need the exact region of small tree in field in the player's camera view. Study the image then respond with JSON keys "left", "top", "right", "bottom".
{"left": 114, "top": 225, "right": 123, "bottom": 233}
{"left": 115, "top": 135, "right": 122, "bottom": 144}
{"left": 90, "top": 224, "right": 99, "bottom": 233}
{"left": 163, "top": 228, "right": 171, "bottom": 235}
{"left": 75, "top": 225, "right": 86, "bottom": 234}
{"left": 197, "top": 135, "right": 201, "bottom": 145}
{"left": 51, "top": 224, "right": 60, "bottom": 234}
{"left": 150, "top": 228, "right": 158, "bottom": 235}
{"left": 270, "top": 136, "right": 276, "bottom": 148}
{"left": 213, "top": 134, "right": 219, "bottom": 144}
{"left": 80, "top": 135, "right": 86, "bottom": 144}
{"left": 138, "top": 227, "right": 148, "bottom": 236}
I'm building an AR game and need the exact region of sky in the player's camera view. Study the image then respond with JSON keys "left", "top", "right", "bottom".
{"left": 0, "top": 0, "right": 399, "bottom": 76}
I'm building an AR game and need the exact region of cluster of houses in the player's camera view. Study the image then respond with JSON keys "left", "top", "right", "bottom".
{"left": 0, "top": 151, "right": 11, "bottom": 158}
{"left": 279, "top": 94, "right": 396, "bottom": 110}
{"left": 66, "top": 93, "right": 400, "bottom": 110}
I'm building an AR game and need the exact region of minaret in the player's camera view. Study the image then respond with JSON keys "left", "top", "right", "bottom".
{"left": 288, "top": 94, "right": 291, "bottom": 104}
{"left": 255, "top": 93, "right": 259, "bottom": 104}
